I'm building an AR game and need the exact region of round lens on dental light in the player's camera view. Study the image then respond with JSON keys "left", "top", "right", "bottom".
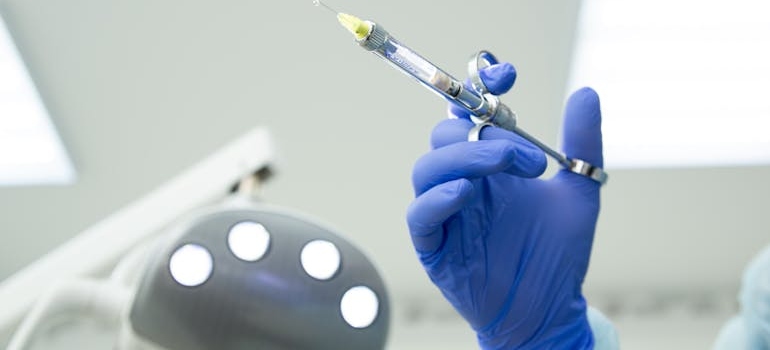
{"left": 340, "top": 286, "right": 379, "bottom": 328}
{"left": 169, "top": 244, "right": 213, "bottom": 287}
{"left": 300, "top": 240, "right": 341, "bottom": 280}
{"left": 228, "top": 221, "right": 271, "bottom": 262}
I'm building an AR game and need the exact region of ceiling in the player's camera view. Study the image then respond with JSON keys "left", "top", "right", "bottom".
{"left": 0, "top": 0, "right": 768, "bottom": 308}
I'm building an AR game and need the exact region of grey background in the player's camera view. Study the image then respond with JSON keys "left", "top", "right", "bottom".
{"left": 0, "top": 0, "right": 768, "bottom": 348}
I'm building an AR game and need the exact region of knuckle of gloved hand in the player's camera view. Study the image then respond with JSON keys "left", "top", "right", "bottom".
{"left": 407, "top": 219, "right": 434, "bottom": 237}
{"left": 405, "top": 203, "right": 436, "bottom": 235}
{"left": 411, "top": 157, "right": 451, "bottom": 194}
{"left": 431, "top": 119, "right": 473, "bottom": 148}
{"left": 470, "top": 141, "right": 516, "bottom": 171}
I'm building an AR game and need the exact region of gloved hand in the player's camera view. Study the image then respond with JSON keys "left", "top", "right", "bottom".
{"left": 407, "top": 61, "right": 604, "bottom": 349}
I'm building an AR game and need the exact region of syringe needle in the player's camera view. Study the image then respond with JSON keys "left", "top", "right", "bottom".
{"left": 313, "top": 0, "right": 338, "bottom": 14}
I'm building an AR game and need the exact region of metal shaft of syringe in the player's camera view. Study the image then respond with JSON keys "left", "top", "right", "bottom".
{"left": 341, "top": 14, "right": 573, "bottom": 169}
{"left": 349, "top": 18, "right": 490, "bottom": 117}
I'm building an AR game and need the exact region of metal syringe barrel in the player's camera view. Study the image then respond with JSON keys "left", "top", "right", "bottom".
{"left": 341, "top": 14, "right": 606, "bottom": 184}
{"left": 356, "top": 22, "right": 516, "bottom": 127}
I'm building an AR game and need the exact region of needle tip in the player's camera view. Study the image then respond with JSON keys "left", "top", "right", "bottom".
{"left": 313, "top": 0, "right": 338, "bottom": 14}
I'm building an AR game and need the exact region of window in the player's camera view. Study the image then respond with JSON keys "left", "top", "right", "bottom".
{"left": 567, "top": 0, "right": 770, "bottom": 168}
{"left": 0, "top": 14, "right": 74, "bottom": 185}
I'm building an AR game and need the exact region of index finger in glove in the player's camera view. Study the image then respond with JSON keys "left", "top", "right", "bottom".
{"left": 412, "top": 138, "right": 545, "bottom": 196}
{"left": 429, "top": 119, "right": 547, "bottom": 179}
{"left": 431, "top": 118, "right": 546, "bottom": 157}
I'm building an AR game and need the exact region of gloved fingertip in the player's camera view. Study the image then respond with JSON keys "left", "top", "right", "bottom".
{"left": 515, "top": 147, "right": 547, "bottom": 178}
{"left": 494, "top": 140, "right": 545, "bottom": 178}
{"left": 562, "top": 87, "right": 603, "bottom": 168}
{"left": 567, "top": 87, "right": 601, "bottom": 125}
{"left": 479, "top": 62, "right": 517, "bottom": 95}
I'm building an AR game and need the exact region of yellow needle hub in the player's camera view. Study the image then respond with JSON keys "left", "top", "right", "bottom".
{"left": 337, "top": 13, "right": 371, "bottom": 40}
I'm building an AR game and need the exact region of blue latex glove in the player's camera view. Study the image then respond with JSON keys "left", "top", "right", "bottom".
{"left": 714, "top": 245, "right": 770, "bottom": 349}
{"left": 407, "top": 62, "right": 604, "bottom": 349}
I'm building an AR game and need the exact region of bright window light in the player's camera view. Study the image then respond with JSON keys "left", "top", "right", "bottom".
{"left": 567, "top": 0, "right": 770, "bottom": 168}
{"left": 0, "top": 15, "right": 74, "bottom": 185}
